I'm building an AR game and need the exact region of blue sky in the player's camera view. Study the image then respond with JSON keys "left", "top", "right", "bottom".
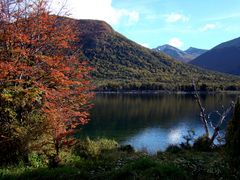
{"left": 56, "top": 0, "right": 240, "bottom": 50}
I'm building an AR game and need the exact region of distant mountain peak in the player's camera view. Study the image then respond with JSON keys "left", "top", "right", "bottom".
{"left": 153, "top": 45, "right": 207, "bottom": 63}
{"left": 185, "top": 47, "right": 197, "bottom": 51}
{"left": 185, "top": 47, "right": 207, "bottom": 51}
{"left": 185, "top": 47, "right": 207, "bottom": 57}
{"left": 155, "top": 44, "right": 180, "bottom": 51}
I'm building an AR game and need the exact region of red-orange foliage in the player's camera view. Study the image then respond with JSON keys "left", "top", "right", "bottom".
{"left": 0, "top": 0, "right": 93, "bottom": 155}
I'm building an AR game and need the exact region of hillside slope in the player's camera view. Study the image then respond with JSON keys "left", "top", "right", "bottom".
{"left": 190, "top": 37, "right": 240, "bottom": 75}
{"left": 68, "top": 18, "right": 240, "bottom": 91}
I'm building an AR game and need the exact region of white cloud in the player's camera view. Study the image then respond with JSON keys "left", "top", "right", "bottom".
{"left": 200, "top": 24, "right": 216, "bottom": 31}
{"left": 51, "top": 0, "right": 139, "bottom": 25}
{"left": 168, "top": 38, "right": 184, "bottom": 48}
{"left": 120, "top": 10, "right": 140, "bottom": 25}
{"left": 165, "top": 13, "right": 189, "bottom": 23}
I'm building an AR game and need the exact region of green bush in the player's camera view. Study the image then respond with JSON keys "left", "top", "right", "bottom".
{"left": 0, "top": 86, "right": 46, "bottom": 165}
{"left": 28, "top": 153, "right": 47, "bottom": 168}
{"left": 59, "top": 151, "right": 82, "bottom": 165}
{"left": 119, "top": 145, "right": 135, "bottom": 153}
{"left": 225, "top": 97, "right": 240, "bottom": 169}
{"left": 73, "top": 138, "right": 119, "bottom": 158}
{"left": 193, "top": 135, "right": 212, "bottom": 151}
{"left": 165, "top": 145, "right": 182, "bottom": 153}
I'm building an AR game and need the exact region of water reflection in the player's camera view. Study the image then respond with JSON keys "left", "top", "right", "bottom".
{"left": 122, "top": 120, "right": 206, "bottom": 154}
{"left": 80, "top": 93, "right": 237, "bottom": 154}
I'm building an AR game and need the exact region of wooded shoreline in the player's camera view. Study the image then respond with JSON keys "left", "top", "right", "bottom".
{"left": 93, "top": 90, "right": 240, "bottom": 95}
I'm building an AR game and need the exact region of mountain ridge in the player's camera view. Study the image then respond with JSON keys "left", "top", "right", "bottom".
{"left": 152, "top": 45, "right": 207, "bottom": 63}
{"left": 185, "top": 47, "right": 208, "bottom": 57}
{"left": 190, "top": 37, "right": 240, "bottom": 75}
{"left": 213, "top": 37, "right": 240, "bottom": 49}
{"left": 60, "top": 17, "right": 240, "bottom": 91}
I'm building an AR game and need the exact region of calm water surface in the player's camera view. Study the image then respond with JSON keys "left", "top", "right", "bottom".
{"left": 80, "top": 93, "right": 238, "bottom": 154}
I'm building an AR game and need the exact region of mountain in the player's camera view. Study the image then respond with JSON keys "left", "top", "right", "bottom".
{"left": 153, "top": 45, "right": 192, "bottom": 63}
{"left": 185, "top": 47, "right": 207, "bottom": 58}
{"left": 190, "top": 37, "right": 240, "bottom": 75}
{"left": 153, "top": 45, "right": 207, "bottom": 63}
{"left": 68, "top": 18, "right": 240, "bottom": 91}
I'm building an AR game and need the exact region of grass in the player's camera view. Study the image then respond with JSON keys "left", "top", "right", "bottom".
{"left": 0, "top": 138, "right": 239, "bottom": 180}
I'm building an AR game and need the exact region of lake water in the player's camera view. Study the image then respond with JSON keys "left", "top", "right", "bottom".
{"left": 80, "top": 93, "right": 238, "bottom": 154}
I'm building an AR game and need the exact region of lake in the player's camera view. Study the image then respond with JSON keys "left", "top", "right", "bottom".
{"left": 80, "top": 93, "right": 238, "bottom": 154}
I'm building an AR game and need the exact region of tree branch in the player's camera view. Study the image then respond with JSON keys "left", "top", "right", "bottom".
{"left": 193, "top": 80, "right": 209, "bottom": 137}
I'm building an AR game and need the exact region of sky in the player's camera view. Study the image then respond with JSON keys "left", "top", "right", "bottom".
{"left": 53, "top": 0, "right": 240, "bottom": 50}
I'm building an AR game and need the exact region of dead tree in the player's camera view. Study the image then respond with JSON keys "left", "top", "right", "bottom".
{"left": 209, "top": 104, "right": 234, "bottom": 144}
{"left": 192, "top": 80, "right": 234, "bottom": 145}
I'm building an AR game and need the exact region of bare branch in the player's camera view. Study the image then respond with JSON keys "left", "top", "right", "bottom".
{"left": 210, "top": 102, "right": 234, "bottom": 143}
{"left": 193, "top": 80, "right": 210, "bottom": 137}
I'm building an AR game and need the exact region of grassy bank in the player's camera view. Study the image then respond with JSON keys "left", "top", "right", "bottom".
{"left": 1, "top": 138, "right": 239, "bottom": 180}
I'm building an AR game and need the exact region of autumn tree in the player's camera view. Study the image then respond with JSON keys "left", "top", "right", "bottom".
{"left": 0, "top": 0, "right": 93, "bottom": 164}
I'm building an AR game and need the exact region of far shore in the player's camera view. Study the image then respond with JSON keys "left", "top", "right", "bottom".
{"left": 93, "top": 90, "right": 240, "bottom": 95}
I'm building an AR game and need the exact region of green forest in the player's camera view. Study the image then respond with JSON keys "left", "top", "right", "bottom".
{"left": 75, "top": 20, "right": 240, "bottom": 91}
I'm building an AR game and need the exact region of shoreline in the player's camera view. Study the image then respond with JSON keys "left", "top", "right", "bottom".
{"left": 93, "top": 90, "right": 240, "bottom": 95}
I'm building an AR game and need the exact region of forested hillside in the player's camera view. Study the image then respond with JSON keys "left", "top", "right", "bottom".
{"left": 72, "top": 19, "right": 240, "bottom": 91}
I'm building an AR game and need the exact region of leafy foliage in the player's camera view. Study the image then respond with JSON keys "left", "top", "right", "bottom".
{"left": 0, "top": 0, "right": 93, "bottom": 164}
{"left": 165, "top": 145, "right": 182, "bottom": 153}
{"left": 73, "top": 138, "right": 118, "bottom": 158}
{"left": 193, "top": 135, "right": 212, "bottom": 151}
{"left": 225, "top": 97, "right": 240, "bottom": 168}
{"left": 0, "top": 86, "right": 46, "bottom": 165}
